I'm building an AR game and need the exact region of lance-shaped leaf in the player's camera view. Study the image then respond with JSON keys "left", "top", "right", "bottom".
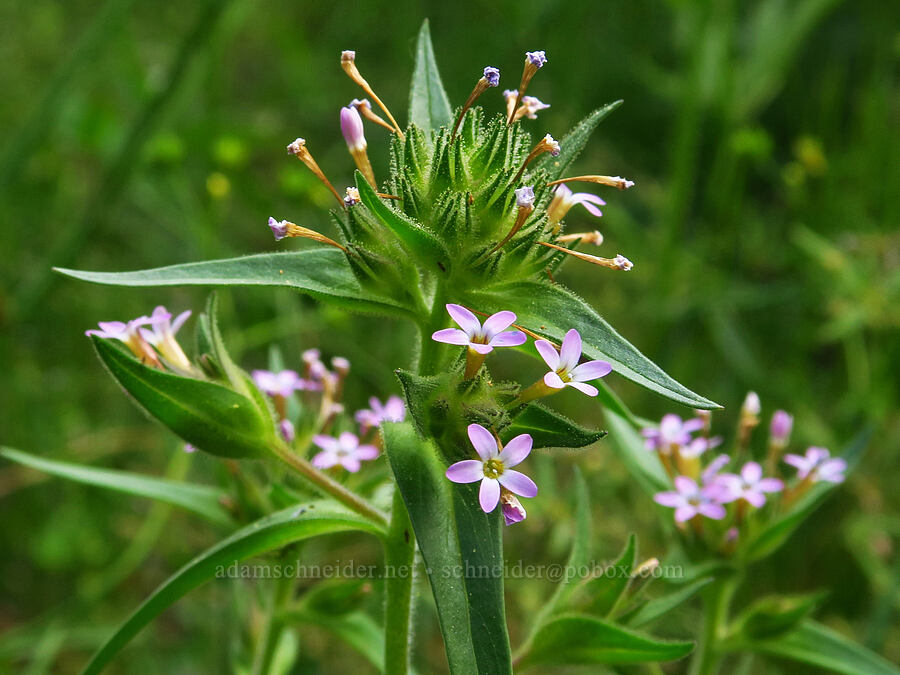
{"left": 355, "top": 171, "right": 449, "bottom": 266}
{"left": 742, "top": 429, "right": 869, "bottom": 562}
{"left": 466, "top": 280, "right": 717, "bottom": 409}
{"left": 80, "top": 502, "right": 383, "bottom": 675}
{"left": 517, "top": 614, "right": 693, "bottom": 669}
{"left": 383, "top": 421, "right": 512, "bottom": 675}
{"left": 579, "top": 534, "right": 636, "bottom": 616}
{"left": 92, "top": 337, "right": 273, "bottom": 459}
{"left": 55, "top": 249, "right": 414, "bottom": 319}
{"left": 504, "top": 403, "right": 606, "bottom": 449}
{"left": 408, "top": 19, "right": 453, "bottom": 131}
{"left": 536, "top": 101, "right": 623, "bottom": 182}
{"left": 731, "top": 592, "right": 827, "bottom": 641}
{"left": 743, "top": 620, "right": 900, "bottom": 675}
{"left": 0, "top": 446, "right": 232, "bottom": 526}
{"left": 621, "top": 577, "right": 713, "bottom": 628}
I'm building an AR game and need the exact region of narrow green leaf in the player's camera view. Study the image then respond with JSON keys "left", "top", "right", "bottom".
{"left": 535, "top": 101, "right": 623, "bottom": 181}
{"left": 408, "top": 19, "right": 453, "bottom": 131}
{"left": 604, "top": 409, "right": 671, "bottom": 496}
{"left": 518, "top": 614, "right": 693, "bottom": 669}
{"left": 282, "top": 609, "right": 384, "bottom": 672}
{"left": 81, "top": 502, "right": 383, "bottom": 675}
{"left": 746, "top": 620, "right": 899, "bottom": 675}
{"left": 92, "top": 337, "right": 272, "bottom": 459}
{"left": 0, "top": 446, "right": 232, "bottom": 526}
{"left": 465, "top": 281, "right": 718, "bottom": 409}
{"left": 622, "top": 578, "right": 713, "bottom": 628}
{"left": 732, "top": 592, "right": 827, "bottom": 641}
{"left": 55, "top": 249, "right": 414, "bottom": 319}
{"left": 582, "top": 534, "right": 636, "bottom": 616}
{"left": 355, "top": 171, "right": 449, "bottom": 265}
{"left": 505, "top": 403, "right": 606, "bottom": 449}
{"left": 383, "top": 421, "right": 511, "bottom": 674}
{"left": 742, "top": 429, "right": 870, "bottom": 561}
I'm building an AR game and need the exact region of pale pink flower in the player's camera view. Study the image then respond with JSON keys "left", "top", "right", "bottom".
{"left": 784, "top": 447, "right": 846, "bottom": 483}
{"left": 654, "top": 476, "right": 726, "bottom": 523}
{"left": 312, "top": 432, "right": 378, "bottom": 473}
{"left": 534, "top": 329, "right": 612, "bottom": 397}
{"left": 432, "top": 304, "right": 526, "bottom": 354}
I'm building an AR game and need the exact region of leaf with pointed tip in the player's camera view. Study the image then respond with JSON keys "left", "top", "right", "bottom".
{"left": 92, "top": 337, "right": 273, "bottom": 459}
{"left": 744, "top": 620, "right": 899, "bottom": 675}
{"left": 466, "top": 280, "right": 718, "bottom": 409}
{"left": 733, "top": 592, "right": 827, "bottom": 641}
{"left": 518, "top": 614, "right": 693, "bottom": 669}
{"left": 55, "top": 249, "right": 414, "bottom": 319}
{"left": 0, "top": 446, "right": 232, "bottom": 526}
{"left": 582, "top": 534, "right": 636, "bottom": 616}
{"left": 383, "top": 421, "right": 511, "bottom": 675}
{"left": 621, "top": 578, "right": 712, "bottom": 628}
{"left": 505, "top": 403, "right": 606, "bottom": 449}
{"left": 408, "top": 19, "right": 453, "bottom": 131}
{"left": 536, "top": 101, "right": 623, "bottom": 181}
{"left": 81, "top": 502, "right": 384, "bottom": 675}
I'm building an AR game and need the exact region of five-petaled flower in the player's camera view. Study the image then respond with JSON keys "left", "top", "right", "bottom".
{"left": 312, "top": 432, "right": 379, "bottom": 472}
{"left": 432, "top": 304, "right": 526, "bottom": 355}
{"left": 355, "top": 395, "right": 406, "bottom": 432}
{"left": 713, "top": 462, "right": 784, "bottom": 507}
{"left": 784, "top": 447, "right": 846, "bottom": 484}
{"left": 654, "top": 476, "right": 726, "bottom": 522}
{"left": 446, "top": 424, "right": 538, "bottom": 513}
{"left": 534, "top": 329, "right": 612, "bottom": 397}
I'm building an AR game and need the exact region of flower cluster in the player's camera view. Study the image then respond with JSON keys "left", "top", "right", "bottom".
{"left": 644, "top": 393, "right": 847, "bottom": 551}
{"left": 87, "top": 308, "right": 404, "bottom": 474}
{"left": 433, "top": 305, "right": 614, "bottom": 525}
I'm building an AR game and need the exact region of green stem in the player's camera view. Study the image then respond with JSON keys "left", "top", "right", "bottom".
{"left": 416, "top": 282, "right": 447, "bottom": 375}
{"left": 689, "top": 574, "right": 739, "bottom": 675}
{"left": 270, "top": 444, "right": 387, "bottom": 529}
{"left": 383, "top": 489, "right": 416, "bottom": 674}
{"left": 251, "top": 574, "right": 295, "bottom": 675}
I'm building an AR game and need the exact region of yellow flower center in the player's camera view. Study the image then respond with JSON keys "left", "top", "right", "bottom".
{"left": 483, "top": 458, "right": 504, "bottom": 479}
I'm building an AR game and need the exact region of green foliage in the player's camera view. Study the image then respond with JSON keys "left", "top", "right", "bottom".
{"left": 408, "top": 19, "right": 453, "bottom": 131}
{"left": 0, "top": 446, "right": 233, "bottom": 526}
{"left": 579, "top": 534, "right": 636, "bottom": 616}
{"left": 91, "top": 337, "right": 275, "bottom": 459}
{"left": 731, "top": 591, "right": 826, "bottom": 640}
{"left": 517, "top": 614, "right": 694, "bottom": 669}
{"left": 81, "top": 501, "right": 383, "bottom": 674}
{"left": 742, "top": 620, "right": 900, "bottom": 675}
{"left": 382, "top": 421, "right": 511, "bottom": 674}
{"left": 503, "top": 402, "right": 606, "bottom": 449}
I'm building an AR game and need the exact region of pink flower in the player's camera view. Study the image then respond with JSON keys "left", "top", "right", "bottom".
{"left": 769, "top": 410, "right": 793, "bottom": 445}
{"left": 355, "top": 395, "right": 406, "bottom": 431}
{"left": 701, "top": 454, "right": 732, "bottom": 485}
{"left": 501, "top": 491, "right": 527, "bottom": 526}
{"left": 251, "top": 369, "right": 312, "bottom": 398}
{"left": 534, "top": 329, "right": 612, "bottom": 397}
{"left": 519, "top": 95, "right": 550, "bottom": 119}
{"left": 653, "top": 476, "right": 726, "bottom": 523}
{"left": 279, "top": 419, "right": 296, "bottom": 443}
{"left": 642, "top": 414, "right": 705, "bottom": 451}
{"left": 445, "top": 424, "right": 538, "bottom": 513}
{"left": 86, "top": 313, "right": 159, "bottom": 364}
{"left": 784, "top": 447, "right": 846, "bottom": 483}
{"left": 714, "top": 462, "right": 784, "bottom": 507}
{"left": 431, "top": 304, "right": 526, "bottom": 354}
{"left": 547, "top": 184, "right": 606, "bottom": 226}
{"left": 139, "top": 305, "right": 192, "bottom": 370}
{"left": 312, "top": 432, "right": 379, "bottom": 472}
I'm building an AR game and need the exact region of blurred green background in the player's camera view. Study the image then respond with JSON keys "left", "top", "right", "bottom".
{"left": 1, "top": 0, "right": 897, "bottom": 672}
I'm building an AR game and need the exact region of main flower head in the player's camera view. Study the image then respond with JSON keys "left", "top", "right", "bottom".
{"left": 534, "top": 329, "right": 612, "bottom": 397}
{"left": 642, "top": 414, "right": 705, "bottom": 452}
{"left": 712, "top": 461, "right": 784, "bottom": 507}
{"left": 432, "top": 304, "right": 526, "bottom": 354}
{"left": 445, "top": 424, "right": 537, "bottom": 513}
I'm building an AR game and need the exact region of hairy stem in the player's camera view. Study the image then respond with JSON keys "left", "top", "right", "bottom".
{"left": 270, "top": 444, "right": 387, "bottom": 529}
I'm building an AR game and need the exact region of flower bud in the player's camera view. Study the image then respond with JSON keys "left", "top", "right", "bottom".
{"left": 770, "top": 410, "right": 793, "bottom": 444}
{"left": 340, "top": 105, "right": 367, "bottom": 152}
{"left": 500, "top": 490, "right": 527, "bottom": 526}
